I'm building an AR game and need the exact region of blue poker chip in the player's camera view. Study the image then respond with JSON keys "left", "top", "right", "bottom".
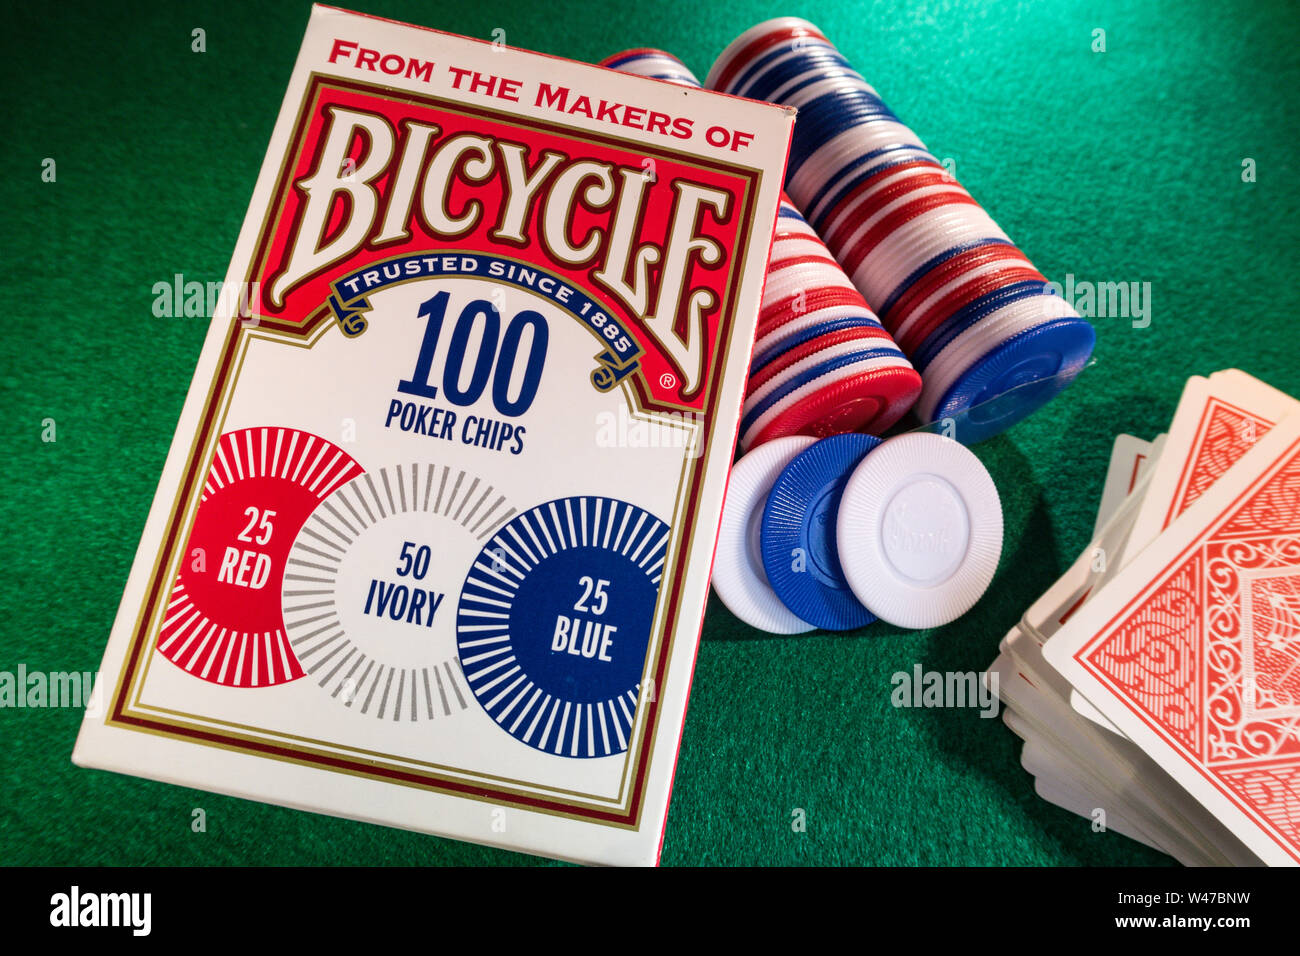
{"left": 875, "top": 238, "right": 1016, "bottom": 317}
{"left": 736, "top": 50, "right": 857, "bottom": 101}
{"left": 785, "top": 95, "right": 900, "bottom": 179}
{"left": 727, "top": 43, "right": 843, "bottom": 99}
{"left": 930, "top": 318, "right": 1096, "bottom": 444}
{"left": 750, "top": 314, "right": 883, "bottom": 372}
{"left": 740, "top": 346, "right": 907, "bottom": 436}
{"left": 801, "top": 146, "right": 944, "bottom": 229}
{"left": 760, "top": 433, "right": 881, "bottom": 631}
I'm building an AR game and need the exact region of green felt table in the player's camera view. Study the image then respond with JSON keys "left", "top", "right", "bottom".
{"left": 2, "top": 0, "right": 1297, "bottom": 867}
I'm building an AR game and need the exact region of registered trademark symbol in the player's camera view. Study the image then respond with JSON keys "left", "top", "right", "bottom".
{"left": 659, "top": 372, "right": 677, "bottom": 389}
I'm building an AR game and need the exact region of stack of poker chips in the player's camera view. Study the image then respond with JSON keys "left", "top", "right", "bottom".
{"left": 599, "top": 48, "right": 702, "bottom": 85}
{"left": 743, "top": 195, "right": 921, "bottom": 450}
{"left": 603, "top": 48, "right": 923, "bottom": 450}
{"left": 707, "top": 18, "right": 1096, "bottom": 441}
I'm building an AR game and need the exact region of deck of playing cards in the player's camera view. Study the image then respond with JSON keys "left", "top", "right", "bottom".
{"left": 987, "top": 369, "right": 1300, "bottom": 866}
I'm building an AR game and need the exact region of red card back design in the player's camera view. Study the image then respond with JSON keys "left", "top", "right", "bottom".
{"left": 1167, "top": 398, "right": 1276, "bottom": 526}
{"left": 1079, "top": 438, "right": 1300, "bottom": 861}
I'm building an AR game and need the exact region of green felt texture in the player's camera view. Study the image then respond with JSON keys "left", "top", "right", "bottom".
{"left": 2, "top": 0, "right": 1297, "bottom": 867}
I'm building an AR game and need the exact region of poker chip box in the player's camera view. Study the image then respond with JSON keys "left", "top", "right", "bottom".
{"left": 73, "top": 5, "right": 794, "bottom": 866}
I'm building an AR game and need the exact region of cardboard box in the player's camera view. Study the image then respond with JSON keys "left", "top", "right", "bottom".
{"left": 74, "top": 4, "right": 793, "bottom": 865}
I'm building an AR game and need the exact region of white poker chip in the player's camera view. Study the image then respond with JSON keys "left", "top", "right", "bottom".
{"left": 848, "top": 210, "right": 1011, "bottom": 303}
{"left": 773, "top": 217, "right": 821, "bottom": 240}
{"left": 705, "top": 16, "right": 813, "bottom": 89}
{"left": 755, "top": 304, "right": 879, "bottom": 353}
{"left": 744, "top": 337, "right": 899, "bottom": 408}
{"left": 709, "top": 16, "right": 1095, "bottom": 443}
{"left": 790, "top": 126, "right": 930, "bottom": 217}
{"left": 815, "top": 165, "right": 952, "bottom": 242}
{"left": 889, "top": 257, "right": 1038, "bottom": 345}
{"left": 712, "top": 436, "right": 818, "bottom": 633}
{"left": 769, "top": 236, "right": 836, "bottom": 263}
{"left": 836, "top": 432, "right": 1003, "bottom": 628}
{"left": 760, "top": 265, "right": 857, "bottom": 304}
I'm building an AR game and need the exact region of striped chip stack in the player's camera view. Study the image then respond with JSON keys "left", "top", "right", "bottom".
{"left": 603, "top": 48, "right": 923, "bottom": 450}
{"left": 599, "top": 48, "right": 702, "bottom": 85}
{"left": 742, "top": 195, "right": 921, "bottom": 449}
{"left": 707, "top": 18, "right": 1096, "bottom": 442}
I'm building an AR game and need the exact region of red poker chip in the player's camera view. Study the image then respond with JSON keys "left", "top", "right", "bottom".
{"left": 772, "top": 223, "right": 821, "bottom": 243}
{"left": 897, "top": 263, "right": 1047, "bottom": 355}
{"left": 746, "top": 325, "right": 896, "bottom": 397}
{"left": 746, "top": 363, "right": 922, "bottom": 447}
{"left": 880, "top": 243, "right": 1035, "bottom": 332}
{"left": 836, "top": 191, "right": 982, "bottom": 278}
{"left": 759, "top": 286, "right": 870, "bottom": 331}
{"left": 766, "top": 253, "right": 843, "bottom": 275}
{"left": 820, "top": 169, "right": 961, "bottom": 250}
{"left": 709, "top": 21, "right": 830, "bottom": 93}
{"left": 811, "top": 159, "right": 943, "bottom": 238}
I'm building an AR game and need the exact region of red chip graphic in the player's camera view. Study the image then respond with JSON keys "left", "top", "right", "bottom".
{"left": 157, "top": 427, "right": 364, "bottom": 686}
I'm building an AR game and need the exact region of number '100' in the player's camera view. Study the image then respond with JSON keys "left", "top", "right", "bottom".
{"left": 398, "top": 291, "right": 548, "bottom": 417}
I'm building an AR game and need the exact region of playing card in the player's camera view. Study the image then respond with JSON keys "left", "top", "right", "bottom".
{"left": 1013, "top": 719, "right": 1182, "bottom": 857}
{"left": 1032, "top": 776, "right": 1176, "bottom": 856}
{"left": 1094, "top": 434, "right": 1155, "bottom": 539}
{"left": 997, "top": 628, "right": 1235, "bottom": 863}
{"left": 1074, "top": 371, "right": 1298, "bottom": 735}
{"left": 1045, "top": 413, "right": 1300, "bottom": 865}
{"left": 1123, "top": 369, "right": 1297, "bottom": 566}
{"left": 1021, "top": 439, "right": 1161, "bottom": 649}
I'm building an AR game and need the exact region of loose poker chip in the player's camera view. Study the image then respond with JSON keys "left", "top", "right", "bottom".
{"left": 836, "top": 432, "right": 1003, "bottom": 628}
{"left": 760, "top": 433, "right": 881, "bottom": 631}
{"left": 711, "top": 436, "right": 818, "bottom": 634}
